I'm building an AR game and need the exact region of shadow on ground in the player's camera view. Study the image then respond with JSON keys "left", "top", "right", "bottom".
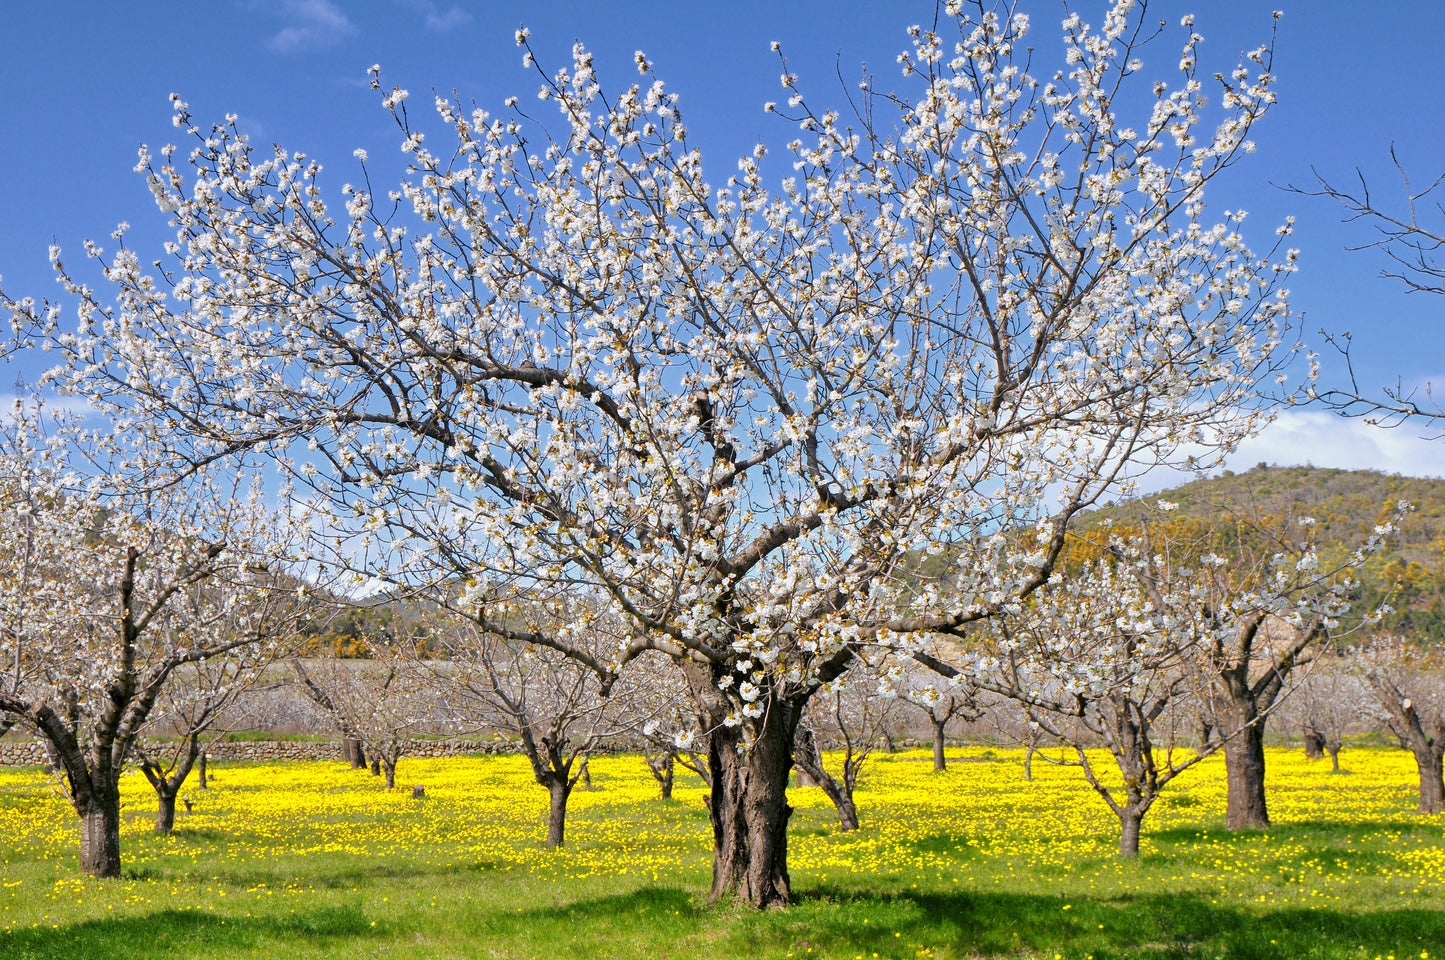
{"left": 4, "top": 904, "right": 375, "bottom": 960}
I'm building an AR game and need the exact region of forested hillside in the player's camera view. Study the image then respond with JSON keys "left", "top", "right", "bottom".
{"left": 1087, "top": 464, "right": 1445, "bottom": 642}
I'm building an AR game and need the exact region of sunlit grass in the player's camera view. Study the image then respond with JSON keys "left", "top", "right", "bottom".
{"left": 1, "top": 746, "right": 1441, "bottom": 959}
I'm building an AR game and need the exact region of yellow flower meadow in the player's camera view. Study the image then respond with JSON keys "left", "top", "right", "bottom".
{"left": 0, "top": 745, "right": 1440, "bottom": 956}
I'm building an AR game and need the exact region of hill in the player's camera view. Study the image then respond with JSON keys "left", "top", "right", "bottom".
{"left": 1086, "top": 464, "right": 1445, "bottom": 642}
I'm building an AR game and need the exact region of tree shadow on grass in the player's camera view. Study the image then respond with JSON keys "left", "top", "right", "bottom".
{"left": 475, "top": 882, "right": 1445, "bottom": 960}
{"left": 3, "top": 904, "right": 376, "bottom": 960}
{"left": 477, "top": 886, "right": 700, "bottom": 959}
{"left": 770, "top": 886, "right": 1445, "bottom": 960}
{"left": 1152, "top": 819, "right": 1445, "bottom": 846}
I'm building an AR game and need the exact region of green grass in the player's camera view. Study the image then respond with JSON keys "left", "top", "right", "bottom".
{"left": 0, "top": 748, "right": 1442, "bottom": 959}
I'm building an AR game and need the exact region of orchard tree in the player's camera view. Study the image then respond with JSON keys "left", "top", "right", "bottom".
{"left": 1190, "top": 506, "right": 1400, "bottom": 829}
{"left": 793, "top": 667, "right": 902, "bottom": 832}
{"left": 291, "top": 649, "right": 441, "bottom": 789}
{"left": 0, "top": 406, "right": 301, "bottom": 877}
{"left": 435, "top": 601, "right": 639, "bottom": 848}
{"left": 1358, "top": 638, "right": 1445, "bottom": 813}
{"left": 16, "top": 3, "right": 1300, "bottom": 905}
{"left": 971, "top": 530, "right": 1221, "bottom": 856}
{"left": 137, "top": 643, "right": 279, "bottom": 833}
{"left": 898, "top": 658, "right": 981, "bottom": 773}
{"left": 1281, "top": 648, "right": 1364, "bottom": 773}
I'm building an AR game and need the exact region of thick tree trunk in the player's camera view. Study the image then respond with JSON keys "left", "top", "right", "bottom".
{"left": 648, "top": 755, "right": 675, "bottom": 800}
{"left": 1328, "top": 745, "right": 1342, "bottom": 774}
{"left": 1412, "top": 745, "right": 1445, "bottom": 814}
{"left": 197, "top": 751, "right": 207, "bottom": 789}
{"left": 1303, "top": 724, "right": 1325, "bottom": 760}
{"left": 344, "top": 737, "right": 366, "bottom": 769}
{"left": 545, "top": 779, "right": 571, "bottom": 848}
{"left": 155, "top": 789, "right": 178, "bottom": 835}
{"left": 931, "top": 719, "right": 947, "bottom": 773}
{"left": 1119, "top": 806, "right": 1143, "bottom": 857}
{"left": 707, "top": 705, "right": 796, "bottom": 908}
{"left": 370, "top": 758, "right": 381, "bottom": 777}
{"left": 78, "top": 787, "right": 122, "bottom": 878}
{"left": 383, "top": 759, "right": 396, "bottom": 790}
{"left": 1223, "top": 718, "right": 1270, "bottom": 830}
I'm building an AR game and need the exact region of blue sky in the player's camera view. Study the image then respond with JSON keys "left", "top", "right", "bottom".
{"left": 2, "top": 0, "right": 1443, "bottom": 481}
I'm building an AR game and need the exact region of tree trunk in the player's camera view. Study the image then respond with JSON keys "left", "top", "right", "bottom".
{"left": 155, "top": 788, "right": 178, "bottom": 835}
{"left": 197, "top": 751, "right": 208, "bottom": 789}
{"left": 545, "top": 778, "right": 571, "bottom": 848}
{"left": 707, "top": 704, "right": 796, "bottom": 908}
{"left": 1412, "top": 744, "right": 1445, "bottom": 814}
{"left": 649, "top": 755, "right": 675, "bottom": 800}
{"left": 1223, "top": 718, "right": 1271, "bottom": 830}
{"left": 931, "top": 719, "right": 947, "bottom": 773}
{"left": 1023, "top": 746, "right": 1036, "bottom": 782}
{"left": 1328, "top": 744, "right": 1342, "bottom": 774}
{"left": 344, "top": 737, "right": 366, "bottom": 769}
{"left": 383, "top": 758, "right": 396, "bottom": 790}
{"left": 578, "top": 758, "right": 591, "bottom": 789}
{"left": 794, "top": 728, "right": 860, "bottom": 833}
{"left": 370, "top": 758, "right": 381, "bottom": 777}
{"left": 1119, "top": 806, "right": 1143, "bottom": 857}
{"left": 78, "top": 787, "right": 122, "bottom": 878}
{"left": 1303, "top": 724, "right": 1325, "bottom": 760}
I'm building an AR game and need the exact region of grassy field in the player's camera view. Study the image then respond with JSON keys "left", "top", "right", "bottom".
{"left": 0, "top": 746, "right": 1442, "bottom": 959}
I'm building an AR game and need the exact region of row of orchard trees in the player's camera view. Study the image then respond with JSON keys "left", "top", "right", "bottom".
{"left": 1, "top": 0, "right": 1439, "bottom": 906}
{"left": 0, "top": 400, "right": 1436, "bottom": 875}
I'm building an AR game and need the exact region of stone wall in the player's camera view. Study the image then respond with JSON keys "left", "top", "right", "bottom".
{"left": 0, "top": 737, "right": 522, "bottom": 767}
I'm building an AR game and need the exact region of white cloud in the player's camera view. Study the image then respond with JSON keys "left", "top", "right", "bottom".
{"left": 267, "top": 0, "right": 358, "bottom": 53}
{"left": 400, "top": 0, "right": 472, "bottom": 32}
{"left": 1131, "top": 409, "right": 1445, "bottom": 495}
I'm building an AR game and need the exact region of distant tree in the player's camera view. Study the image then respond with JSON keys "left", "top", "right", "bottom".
{"left": 433, "top": 601, "right": 638, "bottom": 848}
{"left": 793, "top": 668, "right": 902, "bottom": 832}
{"left": 1280, "top": 650, "right": 1365, "bottom": 773}
{"left": 137, "top": 648, "right": 278, "bottom": 833}
{"left": 0, "top": 406, "right": 301, "bottom": 876}
{"left": 898, "top": 661, "right": 980, "bottom": 773}
{"left": 1357, "top": 638, "right": 1445, "bottom": 813}
{"left": 291, "top": 649, "right": 440, "bottom": 789}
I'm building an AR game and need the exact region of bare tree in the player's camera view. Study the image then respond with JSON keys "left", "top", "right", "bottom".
{"left": 291, "top": 649, "right": 438, "bottom": 789}
{"left": 434, "top": 602, "right": 637, "bottom": 848}
{"left": 1358, "top": 638, "right": 1445, "bottom": 813}
{"left": 137, "top": 650, "right": 277, "bottom": 833}
{"left": 1280, "top": 649, "right": 1365, "bottom": 773}
{"left": 899, "top": 660, "right": 981, "bottom": 773}
{"left": 793, "top": 670, "right": 901, "bottom": 832}
{"left": 1290, "top": 150, "right": 1445, "bottom": 423}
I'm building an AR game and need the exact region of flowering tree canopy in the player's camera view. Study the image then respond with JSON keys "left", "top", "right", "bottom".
{"left": 0, "top": 404, "right": 304, "bottom": 876}
{"left": 11, "top": 1, "right": 1297, "bottom": 905}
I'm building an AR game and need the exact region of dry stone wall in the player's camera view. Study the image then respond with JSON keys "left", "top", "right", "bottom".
{"left": 0, "top": 737, "right": 522, "bottom": 767}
